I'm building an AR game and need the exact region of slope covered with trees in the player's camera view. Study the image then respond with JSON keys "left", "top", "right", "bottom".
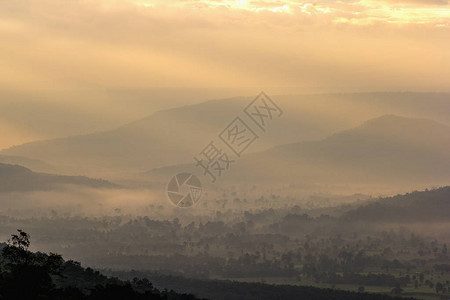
{"left": 342, "top": 187, "right": 450, "bottom": 222}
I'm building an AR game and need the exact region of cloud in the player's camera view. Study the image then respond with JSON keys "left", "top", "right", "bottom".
{"left": 382, "top": 0, "right": 448, "bottom": 4}
{"left": 0, "top": 0, "right": 448, "bottom": 94}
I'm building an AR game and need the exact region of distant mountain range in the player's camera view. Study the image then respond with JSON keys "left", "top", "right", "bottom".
{"left": 1, "top": 93, "right": 449, "bottom": 176}
{"left": 0, "top": 163, "right": 118, "bottom": 192}
{"left": 149, "top": 115, "right": 450, "bottom": 186}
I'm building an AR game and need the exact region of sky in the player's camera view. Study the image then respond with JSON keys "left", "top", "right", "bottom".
{"left": 0, "top": 0, "right": 448, "bottom": 93}
{"left": 0, "top": 0, "right": 449, "bottom": 149}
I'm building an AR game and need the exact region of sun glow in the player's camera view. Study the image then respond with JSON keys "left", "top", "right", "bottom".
{"left": 133, "top": 0, "right": 449, "bottom": 26}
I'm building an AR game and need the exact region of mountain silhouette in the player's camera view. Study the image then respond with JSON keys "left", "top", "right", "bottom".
{"left": 0, "top": 154, "right": 54, "bottom": 173}
{"left": 148, "top": 115, "right": 450, "bottom": 186}
{"left": 0, "top": 163, "right": 118, "bottom": 192}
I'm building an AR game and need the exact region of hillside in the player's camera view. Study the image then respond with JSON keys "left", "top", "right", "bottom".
{"left": 0, "top": 97, "right": 246, "bottom": 174}
{"left": 233, "top": 115, "right": 450, "bottom": 183}
{"left": 148, "top": 115, "right": 450, "bottom": 186}
{"left": 0, "top": 163, "right": 118, "bottom": 192}
{"left": 342, "top": 186, "right": 450, "bottom": 222}
{"left": 0, "top": 234, "right": 203, "bottom": 299}
{"left": 0, "top": 154, "right": 54, "bottom": 173}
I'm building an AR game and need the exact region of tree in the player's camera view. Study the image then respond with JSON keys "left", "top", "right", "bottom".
{"left": 436, "top": 282, "right": 444, "bottom": 294}
{"left": 391, "top": 287, "right": 403, "bottom": 296}
{"left": 391, "top": 284, "right": 403, "bottom": 296}
{"left": 2, "top": 229, "right": 32, "bottom": 266}
{"left": 8, "top": 230, "right": 30, "bottom": 250}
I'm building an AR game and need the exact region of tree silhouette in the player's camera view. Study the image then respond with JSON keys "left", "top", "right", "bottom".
{"left": 0, "top": 229, "right": 64, "bottom": 299}
{"left": 2, "top": 229, "right": 32, "bottom": 266}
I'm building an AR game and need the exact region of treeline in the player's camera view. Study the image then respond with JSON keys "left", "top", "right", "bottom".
{"left": 317, "top": 272, "right": 410, "bottom": 287}
{"left": 105, "top": 270, "right": 413, "bottom": 300}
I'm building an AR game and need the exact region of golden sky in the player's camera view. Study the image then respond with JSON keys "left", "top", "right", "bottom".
{"left": 0, "top": 0, "right": 448, "bottom": 94}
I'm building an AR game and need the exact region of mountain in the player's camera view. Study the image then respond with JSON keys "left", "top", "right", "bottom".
{"left": 1, "top": 93, "right": 449, "bottom": 177}
{"left": 0, "top": 97, "right": 246, "bottom": 175}
{"left": 0, "top": 163, "right": 118, "bottom": 192}
{"left": 148, "top": 115, "right": 450, "bottom": 186}
{"left": 342, "top": 186, "right": 450, "bottom": 222}
{"left": 0, "top": 154, "right": 54, "bottom": 173}
{"left": 249, "top": 115, "right": 450, "bottom": 181}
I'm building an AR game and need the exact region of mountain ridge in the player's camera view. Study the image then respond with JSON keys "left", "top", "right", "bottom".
{"left": 147, "top": 115, "right": 450, "bottom": 186}
{"left": 0, "top": 163, "right": 118, "bottom": 192}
